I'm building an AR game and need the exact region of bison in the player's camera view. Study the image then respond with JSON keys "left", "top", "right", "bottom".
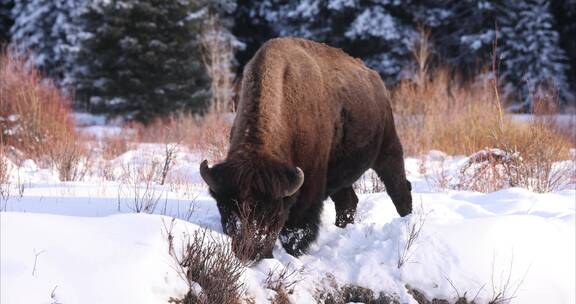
{"left": 200, "top": 38, "right": 412, "bottom": 261}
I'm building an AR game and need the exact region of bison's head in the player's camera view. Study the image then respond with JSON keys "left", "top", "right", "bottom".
{"left": 199, "top": 159, "right": 304, "bottom": 262}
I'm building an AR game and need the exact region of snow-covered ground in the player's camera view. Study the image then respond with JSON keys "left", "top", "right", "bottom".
{"left": 1, "top": 141, "right": 575, "bottom": 303}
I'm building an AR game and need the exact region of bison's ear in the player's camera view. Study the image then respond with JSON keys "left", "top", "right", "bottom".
{"left": 284, "top": 167, "right": 304, "bottom": 197}
{"left": 200, "top": 160, "right": 221, "bottom": 192}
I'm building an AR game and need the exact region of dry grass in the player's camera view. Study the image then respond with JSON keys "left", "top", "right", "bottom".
{"left": 164, "top": 219, "right": 246, "bottom": 304}
{"left": 392, "top": 33, "right": 574, "bottom": 192}
{"left": 192, "top": 112, "right": 231, "bottom": 163}
{"left": 418, "top": 152, "right": 454, "bottom": 192}
{"left": 392, "top": 31, "right": 573, "bottom": 156}
{"left": 265, "top": 265, "right": 304, "bottom": 304}
{"left": 392, "top": 68, "right": 508, "bottom": 156}
{"left": 0, "top": 50, "right": 89, "bottom": 181}
{"left": 0, "top": 51, "right": 78, "bottom": 157}
{"left": 131, "top": 112, "right": 231, "bottom": 163}
{"left": 101, "top": 130, "right": 135, "bottom": 160}
{"left": 0, "top": 144, "right": 9, "bottom": 203}
{"left": 117, "top": 158, "right": 165, "bottom": 213}
{"left": 49, "top": 137, "right": 91, "bottom": 181}
{"left": 397, "top": 209, "right": 429, "bottom": 269}
{"left": 457, "top": 149, "right": 520, "bottom": 193}
{"left": 0, "top": 144, "right": 7, "bottom": 185}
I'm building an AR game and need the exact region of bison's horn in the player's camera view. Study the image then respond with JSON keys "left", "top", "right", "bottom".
{"left": 200, "top": 160, "right": 219, "bottom": 192}
{"left": 284, "top": 167, "right": 304, "bottom": 197}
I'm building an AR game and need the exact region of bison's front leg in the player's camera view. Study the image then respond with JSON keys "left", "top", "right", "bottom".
{"left": 279, "top": 203, "right": 323, "bottom": 256}
{"left": 330, "top": 186, "right": 358, "bottom": 228}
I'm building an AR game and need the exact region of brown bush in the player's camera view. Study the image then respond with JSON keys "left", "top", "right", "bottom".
{"left": 165, "top": 219, "right": 246, "bottom": 304}
{"left": 392, "top": 34, "right": 574, "bottom": 192}
{"left": 0, "top": 143, "right": 6, "bottom": 178}
{"left": 228, "top": 201, "right": 282, "bottom": 264}
{"left": 0, "top": 50, "right": 78, "bottom": 160}
{"left": 391, "top": 68, "right": 506, "bottom": 156}
{"left": 132, "top": 112, "right": 231, "bottom": 163}
{"left": 49, "top": 138, "right": 91, "bottom": 182}
{"left": 0, "top": 144, "right": 8, "bottom": 201}
{"left": 265, "top": 265, "right": 303, "bottom": 304}
{"left": 395, "top": 72, "right": 574, "bottom": 192}
{"left": 101, "top": 130, "right": 134, "bottom": 160}
{"left": 457, "top": 149, "right": 520, "bottom": 193}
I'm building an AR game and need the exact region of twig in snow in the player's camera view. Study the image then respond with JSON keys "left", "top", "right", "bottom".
{"left": 32, "top": 249, "right": 47, "bottom": 277}
{"left": 397, "top": 203, "right": 430, "bottom": 269}
{"left": 489, "top": 252, "right": 531, "bottom": 304}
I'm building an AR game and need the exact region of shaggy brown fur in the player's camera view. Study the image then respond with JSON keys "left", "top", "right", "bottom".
{"left": 201, "top": 38, "right": 412, "bottom": 260}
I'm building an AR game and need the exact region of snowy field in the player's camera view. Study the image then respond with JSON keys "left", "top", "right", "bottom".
{"left": 1, "top": 139, "right": 575, "bottom": 303}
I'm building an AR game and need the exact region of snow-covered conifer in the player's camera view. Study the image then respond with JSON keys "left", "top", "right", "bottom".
{"left": 10, "top": 0, "right": 80, "bottom": 81}
{"left": 73, "top": 0, "right": 210, "bottom": 122}
{"left": 498, "top": 0, "right": 572, "bottom": 105}
{"left": 0, "top": 0, "right": 13, "bottom": 43}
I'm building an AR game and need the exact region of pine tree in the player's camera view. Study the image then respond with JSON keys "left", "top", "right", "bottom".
{"left": 53, "top": 0, "right": 84, "bottom": 87}
{"left": 0, "top": 0, "right": 13, "bottom": 44}
{"left": 10, "top": 0, "right": 79, "bottom": 81}
{"left": 235, "top": 0, "right": 423, "bottom": 83}
{"left": 551, "top": 0, "right": 576, "bottom": 104}
{"left": 233, "top": 0, "right": 276, "bottom": 74}
{"left": 428, "top": 0, "right": 499, "bottom": 79}
{"left": 74, "top": 0, "right": 210, "bottom": 122}
{"left": 498, "top": 0, "right": 572, "bottom": 105}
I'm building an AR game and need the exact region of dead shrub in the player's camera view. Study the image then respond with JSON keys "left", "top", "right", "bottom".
{"left": 131, "top": 112, "right": 231, "bottom": 163}
{"left": 164, "top": 219, "right": 246, "bottom": 304}
{"left": 457, "top": 149, "right": 520, "bottom": 193}
{"left": 487, "top": 254, "right": 529, "bottom": 304}
{"left": 419, "top": 152, "right": 453, "bottom": 192}
{"left": 226, "top": 201, "right": 283, "bottom": 263}
{"left": 391, "top": 67, "right": 506, "bottom": 156}
{"left": 0, "top": 144, "right": 9, "bottom": 202}
{"left": 0, "top": 144, "right": 7, "bottom": 184}
{"left": 0, "top": 50, "right": 78, "bottom": 161}
{"left": 49, "top": 138, "right": 91, "bottom": 181}
{"left": 457, "top": 116, "right": 573, "bottom": 193}
{"left": 117, "top": 159, "right": 165, "bottom": 213}
{"left": 393, "top": 32, "right": 574, "bottom": 192}
{"left": 265, "top": 265, "right": 304, "bottom": 304}
{"left": 101, "top": 130, "right": 134, "bottom": 160}
{"left": 500, "top": 108, "right": 573, "bottom": 192}
{"left": 190, "top": 112, "right": 231, "bottom": 163}
{"left": 158, "top": 142, "right": 180, "bottom": 185}
{"left": 502, "top": 125, "right": 572, "bottom": 192}
{"left": 398, "top": 209, "right": 429, "bottom": 269}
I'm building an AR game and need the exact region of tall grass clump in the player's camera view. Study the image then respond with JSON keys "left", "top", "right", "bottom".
{"left": 133, "top": 112, "right": 232, "bottom": 163}
{"left": 164, "top": 220, "right": 246, "bottom": 304}
{"left": 392, "top": 31, "right": 574, "bottom": 192}
{"left": 0, "top": 143, "right": 8, "bottom": 186}
{"left": 0, "top": 50, "right": 86, "bottom": 180}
